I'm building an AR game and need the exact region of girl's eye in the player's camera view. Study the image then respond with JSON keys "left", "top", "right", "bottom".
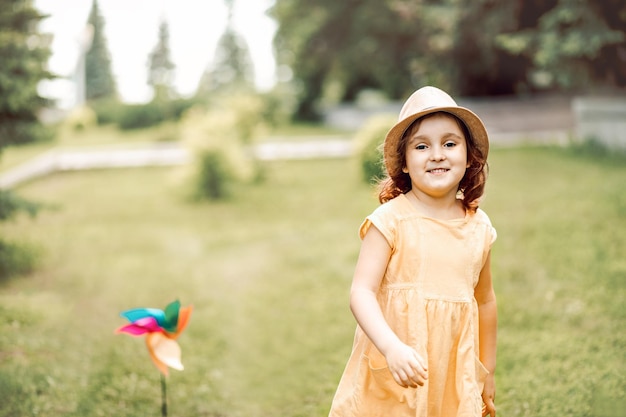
{"left": 416, "top": 144, "right": 428, "bottom": 150}
{"left": 444, "top": 142, "right": 457, "bottom": 148}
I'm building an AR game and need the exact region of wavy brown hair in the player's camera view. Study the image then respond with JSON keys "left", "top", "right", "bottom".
{"left": 378, "top": 112, "right": 488, "bottom": 212}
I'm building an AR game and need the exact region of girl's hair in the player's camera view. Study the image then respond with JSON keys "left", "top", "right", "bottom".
{"left": 378, "top": 112, "right": 488, "bottom": 212}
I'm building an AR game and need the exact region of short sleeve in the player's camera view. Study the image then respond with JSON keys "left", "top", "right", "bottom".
{"left": 358, "top": 202, "right": 398, "bottom": 250}
{"left": 476, "top": 208, "right": 497, "bottom": 247}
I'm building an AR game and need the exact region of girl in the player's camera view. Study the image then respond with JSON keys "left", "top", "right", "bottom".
{"left": 329, "top": 86, "right": 497, "bottom": 417}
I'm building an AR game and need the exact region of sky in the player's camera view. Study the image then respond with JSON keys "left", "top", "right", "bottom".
{"left": 35, "top": 0, "right": 278, "bottom": 108}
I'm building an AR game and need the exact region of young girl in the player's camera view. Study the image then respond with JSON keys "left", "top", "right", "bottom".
{"left": 329, "top": 86, "right": 497, "bottom": 417}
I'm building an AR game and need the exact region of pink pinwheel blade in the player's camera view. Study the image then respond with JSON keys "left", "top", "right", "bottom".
{"left": 116, "top": 317, "right": 163, "bottom": 336}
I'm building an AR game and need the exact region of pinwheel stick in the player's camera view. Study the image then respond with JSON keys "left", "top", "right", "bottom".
{"left": 161, "top": 374, "right": 168, "bottom": 417}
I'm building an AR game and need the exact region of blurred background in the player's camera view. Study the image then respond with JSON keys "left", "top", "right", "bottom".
{"left": 1, "top": 0, "right": 625, "bottom": 416}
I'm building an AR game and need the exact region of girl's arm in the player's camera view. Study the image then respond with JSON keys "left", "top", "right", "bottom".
{"left": 349, "top": 226, "right": 428, "bottom": 388}
{"left": 474, "top": 251, "right": 497, "bottom": 417}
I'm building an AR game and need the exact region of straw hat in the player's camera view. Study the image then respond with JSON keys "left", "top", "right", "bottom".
{"left": 384, "top": 86, "right": 489, "bottom": 172}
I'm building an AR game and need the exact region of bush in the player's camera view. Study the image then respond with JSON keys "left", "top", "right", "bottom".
{"left": 168, "top": 97, "right": 200, "bottom": 121}
{"left": 0, "top": 191, "right": 42, "bottom": 280}
{"left": 91, "top": 98, "right": 198, "bottom": 128}
{"left": 91, "top": 98, "right": 124, "bottom": 125}
{"left": 0, "top": 190, "right": 39, "bottom": 221}
{"left": 180, "top": 99, "right": 263, "bottom": 201}
{"left": 193, "top": 149, "right": 234, "bottom": 200}
{"left": 63, "top": 106, "right": 97, "bottom": 131}
{"left": 117, "top": 102, "right": 167, "bottom": 130}
{"left": 568, "top": 136, "right": 626, "bottom": 162}
{"left": 353, "top": 114, "right": 396, "bottom": 184}
{"left": 0, "top": 239, "right": 39, "bottom": 281}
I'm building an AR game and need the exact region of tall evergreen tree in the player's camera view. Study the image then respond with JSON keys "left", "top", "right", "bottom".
{"left": 0, "top": 0, "right": 50, "bottom": 279}
{"left": 196, "top": 0, "right": 254, "bottom": 97}
{"left": 147, "top": 19, "right": 176, "bottom": 100}
{"left": 85, "top": 0, "right": 116, "bottom": 101}
{"left": 0, "top": 0, "right": 54, "bottom": 147}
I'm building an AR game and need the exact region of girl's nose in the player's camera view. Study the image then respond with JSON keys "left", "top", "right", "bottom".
{"left": 430, "top": 149, "right": 446, "bottom": 161}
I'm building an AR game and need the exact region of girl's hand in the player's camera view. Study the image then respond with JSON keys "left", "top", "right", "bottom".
{"left": 481, "top": 373, "right": 496, "bottom": 417}
{"left": 384, "top": 342, "right": 428, "bottom": 388}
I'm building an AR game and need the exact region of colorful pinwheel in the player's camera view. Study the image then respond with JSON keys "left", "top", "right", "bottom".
{"left": 116, "top": 299, "right": 193, "bottom": 376}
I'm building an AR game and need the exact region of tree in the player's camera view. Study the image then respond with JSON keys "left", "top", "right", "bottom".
{"left": 148, "top": 19, "right": 176, "bottom": 100}
{"left": 196, "top": 0, "right": 255, "bottom": 97}
{"left": 496, "top": 0, "right": 626, "bottom": 90}
{"left": 85, "top": 0, "right": 116, "bottom": 101}
{"left": 0, "top": 0, "right": 54, "bottom": 147}
{"left": 271, "top": 0, "right": 626, "bottom": 120}
{"left": 0, "top": 0, "right": 50, "bottom": 279}
{"left": 270, "top": 0, "right": 451, "bottom": 120}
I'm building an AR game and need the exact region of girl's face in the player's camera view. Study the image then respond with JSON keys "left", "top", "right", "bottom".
{"left": 403, "top": 113, "right": 468, "bottom": 201}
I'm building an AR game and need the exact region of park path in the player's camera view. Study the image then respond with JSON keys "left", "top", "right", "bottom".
{"left": 0, "top": 138, "right": 353, "bottom": 189}
{"left": 0, "top": 94, "right": 575, "bottom": 190}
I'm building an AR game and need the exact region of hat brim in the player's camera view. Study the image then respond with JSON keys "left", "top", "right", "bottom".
{"left": 384, "top": 106, "right": 489, "bottom": 173}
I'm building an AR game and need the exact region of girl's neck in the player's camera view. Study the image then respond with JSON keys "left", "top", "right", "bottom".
{"left": 406, "top": 188, "right": 466, "bottom": 220}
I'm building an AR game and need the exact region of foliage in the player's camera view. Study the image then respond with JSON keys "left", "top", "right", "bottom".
{"left": 116, "top": 102, "right": 169, "bottom": 130}
{"left": 0, "top": 190, "right": 40, "bottom": 281}
{"left": 496, "top": 0, "right": 626, "bottom": 90}
{"left": 90, "top": 97, "right": 123, "bottom": 125}
{"left": 63, "top": 105, "right": 98, "bottom": 131}
{"left": 353, "top": 114, "right": 396, "bottom": 184}
{"left": 1, "top": 149, "right": 625, "bottom": 416}
{"left": 96, "top": 98, "right": 197, "bottom": 130}
{"left": 180, "top": 93, "right": 266, "bottom": 200}
{"left": 85, "top": 0, "right": 116, "bottom": 101}
{"left": 147, "top": 19, "right": 176, "bottom": 100}
{"left": 196, "top": 7, "right": 255, "bottom": 98}
{"left": 0, "top": 0, "right": 49, "bottom": 281}
{"left": 192, "top": 149, "right": 234, "bottom": 200}
{"left": 0, "top": 189, "right": 39, "bottom": 221}
{"left": 0, "top": 0, "right": 54, "bottom": 147}
{"left": 566, "top": 136, "right": 626, "bottom": 162}
{"left": 270, "top": 0, "right": 626, "bottom": 120}
{"left": 0, "top": 238, "right": 39, "bottom": 281}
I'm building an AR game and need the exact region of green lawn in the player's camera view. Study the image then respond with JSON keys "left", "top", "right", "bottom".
{"left": 1, "top": 146, "right": 624, "bottom": 416}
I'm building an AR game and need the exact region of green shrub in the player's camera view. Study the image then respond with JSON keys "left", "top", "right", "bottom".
{"left": 353, "top": 114, "right": 396, "bottom": 184}
{"left": 63, "top": 106, "right": 97, "bottom": 131}
{"left": 180, "top": 102, "right": 262, "bottom": 201}
{"left": 168, "top": 97, "right": 200, "bottom": 121}
{"left": 0, "top": 190, "right": 39, "bottom": 221}
{"left": 258, "top": 86, "right": 298, "bottom": 129}
{"left": 0, "top": 239, "right": 39, "bottom": 281}
{"left": 193, "top": 149, "right": 234, "bottom": 200}
{"left": 91, "top": 98, "right": 124, "bottom": 125}
{"left": 568, "top": 136, "right": 626, "bottom": 162}
{"left": 91, "top": 98, "right": 197, "bottom": 128}
{"left": 117, "top": 102, "right": 166, "bottom": 130}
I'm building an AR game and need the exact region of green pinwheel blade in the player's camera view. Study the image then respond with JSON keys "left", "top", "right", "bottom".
{"left": 163, "top": 300, "right": 181, "bottom": 332}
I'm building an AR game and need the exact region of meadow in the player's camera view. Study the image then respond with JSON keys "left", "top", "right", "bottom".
{"left": 1, "top": 143, "right": 625, "bottom": 416}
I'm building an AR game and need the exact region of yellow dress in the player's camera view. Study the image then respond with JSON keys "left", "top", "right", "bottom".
{"left": 329, "top": 194, "right": 496, "bottom": 417}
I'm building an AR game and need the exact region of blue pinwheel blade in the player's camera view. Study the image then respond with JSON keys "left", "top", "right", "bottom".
{"left": 120, "top": 308, "right": 166, "bottom": 327}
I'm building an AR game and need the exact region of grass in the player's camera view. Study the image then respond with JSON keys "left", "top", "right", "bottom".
{"left": 1, "top": 146, "right": 625, "bottom": 416}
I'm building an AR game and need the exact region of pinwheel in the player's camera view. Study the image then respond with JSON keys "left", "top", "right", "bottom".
{"left": 116, "top": 300, "right": 192, "bottom": 416}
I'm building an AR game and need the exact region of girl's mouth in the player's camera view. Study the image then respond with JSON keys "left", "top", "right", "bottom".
{"left": 428, "top": 168, "right": 449, "bottom": 174}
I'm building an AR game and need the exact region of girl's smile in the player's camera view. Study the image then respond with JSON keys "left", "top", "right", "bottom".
{"left": 427, "top": 168, "right": 450, "bottom": 174}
